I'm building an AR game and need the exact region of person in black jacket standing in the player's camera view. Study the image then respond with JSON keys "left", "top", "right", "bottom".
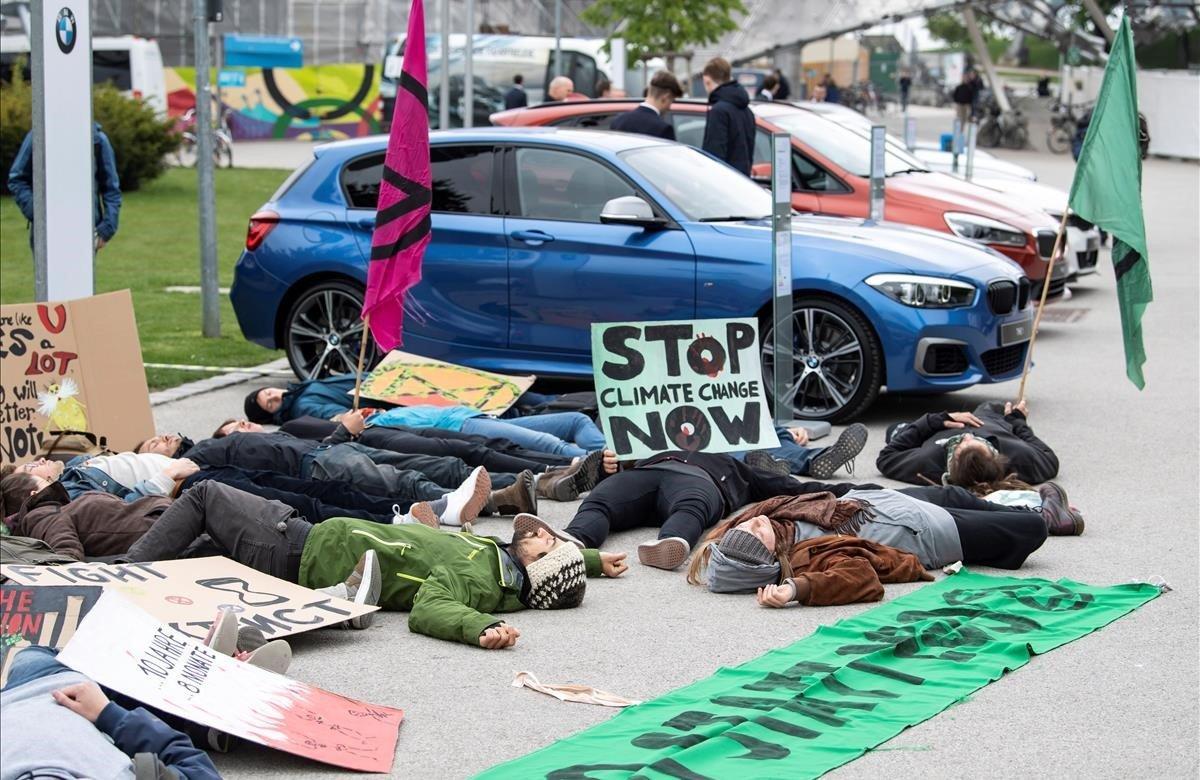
{"left": 562, "top": 450, "right": 874, "bottom": 571}
{"left": 503, "top": 74, "right": 528, "bottom": 109}
{"left": 700, "top": 57, "right": 756, "bottom": 175}
{"left": 610, "top": 70, "right": 683, "bottom": 140}
{"left": 876, "top": 399, "right": 1060, "bottom": 490}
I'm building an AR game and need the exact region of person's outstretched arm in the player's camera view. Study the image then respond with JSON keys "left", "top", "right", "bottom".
{"left": 1003, "top": 403, "right": 1060, "bottom": 482}
{"left": 875, "top": 412, "right": 954, "bottom": 483}
{"left": 409, "top": 566, "right": 509, "bottom": 648}
{"left": 55, "top": 681, "right": 219, "bottom": 780}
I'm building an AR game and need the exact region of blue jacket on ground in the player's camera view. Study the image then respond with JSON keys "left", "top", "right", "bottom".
{"left": 7, "top": 123, "right": 122, "bottom": 242}
{"left": 277, "top": 372, "right": 364, "bottom": 422}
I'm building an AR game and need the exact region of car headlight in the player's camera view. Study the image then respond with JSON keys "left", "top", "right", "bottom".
{"left": 943, "top": 212, "right": 1028, "bottom": 247}
{"left": 866, "top": 273, "right": 976, "bottom": 308}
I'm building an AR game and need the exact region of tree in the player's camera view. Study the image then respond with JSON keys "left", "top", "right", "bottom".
{"left": 926, "top": 11, "right": 1003, "bottom": 52}
{"left": 581, "top": 0, "right": 746, "bottom": 68}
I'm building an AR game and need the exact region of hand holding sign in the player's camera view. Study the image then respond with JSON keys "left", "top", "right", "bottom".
{"left": 591, "top": 318, "right": 777, "bottom": 460}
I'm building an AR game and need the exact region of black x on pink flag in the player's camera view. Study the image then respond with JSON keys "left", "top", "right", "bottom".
{"left": 363, "top": 0, "right": 431, "bottom": 352}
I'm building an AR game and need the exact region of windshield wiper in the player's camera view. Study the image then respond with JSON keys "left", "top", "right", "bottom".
{"left": 698, "top": 214, "right": 772, "bottom": 222}
{"left": 887, "top": 168, "right": 929, "bottom": 177}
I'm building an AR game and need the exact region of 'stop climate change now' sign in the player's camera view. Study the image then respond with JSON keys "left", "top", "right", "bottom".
{"left": 591, "top": 318, "right": 776, "bottom": 460}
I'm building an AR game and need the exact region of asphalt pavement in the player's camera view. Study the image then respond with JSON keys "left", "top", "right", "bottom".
{"left": 157, "top": 139, "right": 1199, "bottom": 779}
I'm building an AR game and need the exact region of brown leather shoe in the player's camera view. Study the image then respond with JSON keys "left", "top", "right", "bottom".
{"left": 491, "top": 470, "right": 537, "bottom": 515}
{"left": 1040, "top": 482, "right": 1084, "bottom": 536}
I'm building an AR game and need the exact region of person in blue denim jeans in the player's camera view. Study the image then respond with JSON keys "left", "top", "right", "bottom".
{"left": 1, "top": 647, "right": 218, "bottom": 780}
{"left": 370, "top": 405, "right": 606, "bottom": 459}
{"left": 733, "top": 423, "right": 869, "bottom": 480}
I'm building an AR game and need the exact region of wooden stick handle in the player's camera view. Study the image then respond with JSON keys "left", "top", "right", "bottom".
{"left": 352, "top": 313, "right": 372, "bottom": 412}
{"left": 1017, "top": 208, "right": 1072, "bottom": 400}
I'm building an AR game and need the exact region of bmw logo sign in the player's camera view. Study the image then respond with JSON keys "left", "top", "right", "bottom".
{"left": 55, "top": 7, "right": 77, "bottom": 54}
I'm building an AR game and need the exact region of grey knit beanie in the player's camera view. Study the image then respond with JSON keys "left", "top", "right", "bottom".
{"left": 717, "top": 529, "right": 776, "bottom": 566}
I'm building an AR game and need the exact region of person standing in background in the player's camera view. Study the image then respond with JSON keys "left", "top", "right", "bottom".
{"left": 504, "top": 74, "right": 528, "bottom": 109}
{"left": 8, "top": 123, "right": 122, "bottom": 252}
{"left": 700, "top": 57, "right": 756, "bottom": 176}
{"left": 610, "top": 70, "right": 683, "bottom": 140}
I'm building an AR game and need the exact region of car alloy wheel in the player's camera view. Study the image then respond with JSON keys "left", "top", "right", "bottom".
{"left": 284, "top": 280, "right": 377, "bottom": 380}
{"left": 761, "top": 297, "right": 881, "bottom": 422}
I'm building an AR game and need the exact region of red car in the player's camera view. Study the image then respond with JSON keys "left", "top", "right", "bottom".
{"left": 492, "top": 99, "right": 1066, "bottom": 296}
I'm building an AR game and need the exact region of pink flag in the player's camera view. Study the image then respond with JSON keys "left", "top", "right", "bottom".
{"left": 362, "top": 0, "right": 431, "bottom": 351}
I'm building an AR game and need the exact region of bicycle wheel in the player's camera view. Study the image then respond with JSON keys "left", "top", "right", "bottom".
{"left": 977, "top": 121, "right": 1002, "bottom": 148}
{"left": 176, "top": 133, "right": 198, "bottom": 167}
{"left": 1046, "top": 125, "right": 1072, "bottom": 154}
{"left": 1003, "top": 124, "right": 1029, "bottom": 150}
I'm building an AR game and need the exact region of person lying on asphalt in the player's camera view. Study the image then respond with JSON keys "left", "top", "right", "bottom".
{"left": 687, "top": 482, "right": 1077, "bottom": 606}
{"left": 876, "top": 399, "right": 1059, "bottom": 489}
{"left": 123, "top": 482, "right": 627, "bottom": 649}
{"left": 0, "top": 451, "right": 196, "bottom": 502}
{"left": 733, "top": 423, "right": 869, "bottom": 480}
{"left": 0, "top": 461, "right": 464, "bottom": 559}
{"left": 558, "top": 449, "right": 873, "bottom": 572}
{"left": 368, "top": 404, "right": 606, "bottom": 459}
{"left": 1, "top": 647, "right": 220, "bottom": 780}
{"left": 135, "top": 421, "right": 539, "bottom": 520}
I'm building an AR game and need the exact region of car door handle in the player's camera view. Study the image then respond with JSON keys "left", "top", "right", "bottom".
{"left": 510, "top": 229, "right": 554, "bottom": 245}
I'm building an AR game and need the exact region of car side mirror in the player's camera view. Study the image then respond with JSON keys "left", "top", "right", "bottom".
{"left": 599, "top": 196, "right": 665, "bottom": 229}
{"left": 750, "top": 162, "right": 772, "bottom": 185}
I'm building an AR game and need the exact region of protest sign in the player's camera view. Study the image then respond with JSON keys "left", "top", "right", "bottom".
{"left": 0, "top": 557, "right": 375, "bottom": 642}
{"left": 354, "top": 350, "right": 535, "bottom": 414}
{"left": 591, "top": 318, "right": 776, "bottom": 459}
{"left": 0, "top": 584, "right": 102, "bottom": 686}
{"left": 479, "top": 570, "right": 1162, "bottom": 780}
{"left": 0, "top": 290, "right": 153, "bottom": 465}
{"left": 59, "top": 591, "right": 404, "bottom": 772}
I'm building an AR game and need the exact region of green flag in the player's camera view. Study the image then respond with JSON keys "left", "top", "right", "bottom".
{"left": 1068, "top": 17, "right": 1152, "bottom": 388}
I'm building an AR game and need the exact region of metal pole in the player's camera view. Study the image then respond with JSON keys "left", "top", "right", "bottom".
{"left": 194, "top": 0, "right": 220, "bottom": 337}
{"left": 31, "top": 0, "right": 48, "bottom": 301}
{"left": 439, "top": 0, "right": 450, "bottom": 129}
{"left": 868, "top": 124, "right": 886, "bottom": 222}
{"left": 951, "top": 117, "right": 962, "bottom": 172}
{"left": 963, "top": 5, "right": 1010, "bottom": 113}
{"left": 964, "top": 120, "right": 977, "bottom": 180}
{"left": 464, "top": 0, "right": 474, "bottom": 128}
{"left": 554, "top": 0, "right": 562, "bottom": 78}
{"left": 904, "top": 114, "right": 916, "bottom": 151}
{"left": 770, "top": 132, "right": 793, "bottom": 425}
{"left": 1080, "top": 0, "right": 1115, "bottom": 45}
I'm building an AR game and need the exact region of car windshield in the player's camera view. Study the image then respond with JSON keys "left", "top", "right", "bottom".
{"left": 620, "top": 145, "right": 771, "bottom": 222}
{"left": 767, "top": 111, "right": 929, "bottom": 178}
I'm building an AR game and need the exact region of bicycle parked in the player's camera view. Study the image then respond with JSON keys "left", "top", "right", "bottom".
{"left": 1047, "top": 101, "right": 1093, "bottom": 154}
{"left": 976, "top": 96, "right": 1029, "bottom": 150}
{"left": 173, "top": 91, "right": 234, "bottom": 169}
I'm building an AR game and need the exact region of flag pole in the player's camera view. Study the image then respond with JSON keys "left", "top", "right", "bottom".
{"left": 352, "top": 313, "right": 372, "bottom": 411}
{"left": 1017, "top": 208, "right": 1072, "bottom": 400}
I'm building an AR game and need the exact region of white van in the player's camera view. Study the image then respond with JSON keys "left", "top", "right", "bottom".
{"left": 0, "top": 34, "right": 167, "bottom": 115}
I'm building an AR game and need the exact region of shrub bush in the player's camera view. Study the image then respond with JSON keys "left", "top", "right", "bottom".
{"left": 0, "top": 59, "right": 179, "bottom": 194}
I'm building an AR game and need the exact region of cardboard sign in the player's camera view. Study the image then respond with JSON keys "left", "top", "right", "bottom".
{"left": 60, "top": 591, "right": 403, "bottom": 773}
{"left": 0, "top": 557, "right": 376, "bottom": 642}
{"left": 0, "top": 290, "right": 154, "bottom": 465}
{"left": 0, "top": 584, "right": 102, "bottom": 686}
{"left": 591, "top": 318, "right": 776, "bottom": 459}
{"left": 355, "top": 350, "right": 535, "bottom": 414}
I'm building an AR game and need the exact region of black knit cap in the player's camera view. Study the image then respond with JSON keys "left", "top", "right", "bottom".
{"left": 717, "top": 529, "right": 776, "bottom": 566}
{"left": 244, "top": 388, "right": 275, "bottom": 424}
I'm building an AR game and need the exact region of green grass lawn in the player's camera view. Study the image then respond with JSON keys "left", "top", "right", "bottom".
{"left": 1, "top": 167, "right": 289, "bottom": 390}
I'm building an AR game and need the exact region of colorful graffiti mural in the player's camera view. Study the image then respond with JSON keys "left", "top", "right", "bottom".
{"left": 168, "top": 65, "right": 383, "bottom": 141}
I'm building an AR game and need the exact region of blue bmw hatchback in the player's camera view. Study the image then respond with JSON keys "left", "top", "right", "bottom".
{"left": 232, "top": 128, "right": 1032, "bottom": 421}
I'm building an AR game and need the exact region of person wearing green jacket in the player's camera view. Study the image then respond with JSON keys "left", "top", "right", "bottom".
{"left": 126, "top": 481, "right": 627, "bottom": 649}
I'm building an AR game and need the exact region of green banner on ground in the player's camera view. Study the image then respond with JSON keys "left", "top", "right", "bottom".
{"left": 478, "top": 571, "right": 1160, "bottom": 780}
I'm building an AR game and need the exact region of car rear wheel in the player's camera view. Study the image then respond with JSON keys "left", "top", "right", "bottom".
{"left": 284, "top": 280, "right": 378, "bottom": 380}
{"left": 760, "top": 296, "right": 882, "bottom": 423}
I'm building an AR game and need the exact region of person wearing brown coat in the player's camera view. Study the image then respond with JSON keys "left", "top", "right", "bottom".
{"left": 5, "top": 481, "right": 170, "bottom": 561}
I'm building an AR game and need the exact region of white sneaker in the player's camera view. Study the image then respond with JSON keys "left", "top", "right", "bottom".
{"left": 441, "top": 466, "right": 492, "bottom": 527}
{"left": 326, "top": 550, "right": 381, "bottom": 630}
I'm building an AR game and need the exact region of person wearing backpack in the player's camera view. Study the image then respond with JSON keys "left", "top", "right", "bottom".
{"left": 7, "top": 123, "right": 123, "bottom": 251}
